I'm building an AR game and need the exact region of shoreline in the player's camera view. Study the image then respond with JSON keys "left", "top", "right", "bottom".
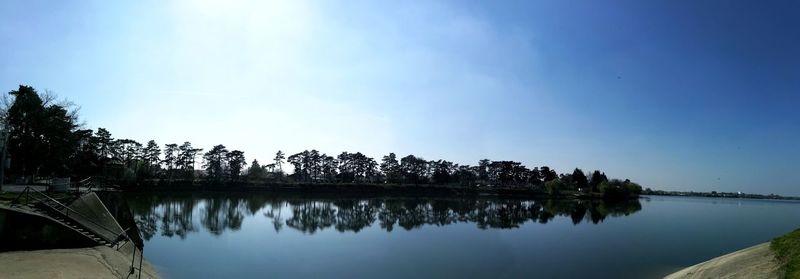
{"left": 664, "top": 242, "right": 780, "bottom": 279}
{"left": 116, "top": 182, "right": 642, "bottom": 200}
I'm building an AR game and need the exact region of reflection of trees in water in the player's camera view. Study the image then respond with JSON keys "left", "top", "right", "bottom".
{"left": 201, "top": 197, "right": 246, "bottom": 236}
{"left": 127, "top": 194, "right": 642, "bottom": 238}
{"left": 130, "top": 196, "right": 200, "bottom": 240}
{"left": 160, "top": 199, "right": 198, "bottom": 238}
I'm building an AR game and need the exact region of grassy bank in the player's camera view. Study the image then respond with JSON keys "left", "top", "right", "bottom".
{"left": 771, "top": 228, "right": 800, "bottom": 278}
{"left": 0, "top": 192, "right": 17, "bottom": 205}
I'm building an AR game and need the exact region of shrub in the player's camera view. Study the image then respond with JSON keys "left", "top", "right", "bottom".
{"left": 598, "top": 179, "right": 642, "bottom": 198}
{"left": 544, "top": 179, "right": 566, "bottom": 195}
{"left": 772, "top": 228, "right": 800, "bottom": 278}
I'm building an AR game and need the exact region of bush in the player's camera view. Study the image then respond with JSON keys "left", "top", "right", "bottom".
{"left": 544, "top": 179, "right": 566, "bottom": 195}
{"left": 598, "top": 179, "right": 642, "bottom": 198}
{"left": 772, "top": 228, "right": 800, "bottom": 278}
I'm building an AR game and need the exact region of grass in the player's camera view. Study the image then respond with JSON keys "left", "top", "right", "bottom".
{"left": 0, "top": 191, "right": 18, "bottom": 206}
{"left": 0, "top": 191, "right": 18, "bottom": 200}
{"left": 771, "top": 228, "right": 800, "bottom": 279}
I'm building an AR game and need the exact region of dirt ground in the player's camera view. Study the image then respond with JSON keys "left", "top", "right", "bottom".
{"left": 664, "top": 242, "right": 781, "bottom": 279}
{"left": 0, "top": 245, "right": 159, "bottom": 279}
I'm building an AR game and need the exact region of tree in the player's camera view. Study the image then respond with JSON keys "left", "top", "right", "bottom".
{"left": 544, "top": 178, "right": 565, "bottom": 195}
{"left": 453, "top": 165, "right": 477, "bottom": 187}
{"left": 6, "top": 85, "right": 79, "bottom": 178}
{"left": 477, "top": 159, "right": 491, "bottom": 184}
{"left": 288, "top": 150, "right": 310, "bottom": 182}
{"left": 70, "top": 129, "right": 102, "bottom": 178}
{"left": 400, "top": 155, "right": 428, "bottom": 184}
{"left": 336, "top": 152, "right": 377, "bottom": 183}
{"left": 246, "top": 159, "right": 265, "bottom": 181}
{"left": 528, "top": 167, "right": 543, "bottom": 186}
{"left": 430, "top": 160, "right": 456, "bottom": 185}
{"left": 337, "top": 152, "right": 354, "bottom": 182}
{"left": 559, "top": 173, "right": 575, "bottom": 190}
{"left": 598, "top": 178, "right": 642, "bottom": 198}
{"left": 274, "top": 150, "right": 285, "bottom": 173}
{"left": 540, "top": 166, "right": 558, "bottom": 182}
{"left": 364, "top": 157, "right": 379, "bottom": 183}
{"left": 226, "top": 150, "right": 246, "bottom": 182}
{"left": 308, "top": 150, "right": 321, "bottom": 181}
{"left": 177, "top": 142, "right": 202, "bottom": 179}
{"left": 142, "top": 140, "right": 161, "bottom": 170}
{"left": 95, "top": 128, "right": 114, "bottom": 161}
{"left": 113, "top": 139, "right": 142, "bottom": 166}
{"left": 380, "top": 153, "right": 400, "bottom": 184}
{"left": 572, "top": 168, "right": 588, "bottom": 191}
{"left": 489, "top": 161, "right": 527, "bottom": 186}
{"left": 589, "top": 170, "right": 608, "bottom": 193}
{"left": 203, "top": 144, "right": 228, "bottom": 183}
{"left": 321, "top": 155, "right": 337, "bottom": 182}
{"left": 162, "top": 143, "right": 179, "bottom": 172}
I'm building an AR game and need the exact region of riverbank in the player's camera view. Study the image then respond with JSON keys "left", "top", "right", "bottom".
{"left": 0, "top": 245, "right": 159, "bottom": 279}
{"left": 119, "top": 182, "right": 643, "bottom": 200}
{"left": 664, "top": 243, "right": 780, "bottom": 279}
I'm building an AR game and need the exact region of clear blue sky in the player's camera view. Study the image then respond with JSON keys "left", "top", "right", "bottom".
{"left": 2, "top": 1, "right": 799, "bottom": 195}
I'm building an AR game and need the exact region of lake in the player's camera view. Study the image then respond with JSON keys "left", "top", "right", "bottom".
{"left": 124, "top": 193, "right": 800, "bottom": 278}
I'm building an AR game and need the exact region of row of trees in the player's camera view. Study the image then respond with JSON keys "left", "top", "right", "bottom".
{"left": 2, "top": 85, "right": 642, "bottom": 196}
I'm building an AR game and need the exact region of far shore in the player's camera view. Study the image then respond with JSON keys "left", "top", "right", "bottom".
{"left": 97, "top": 181, "right": 643, "bottom": 200}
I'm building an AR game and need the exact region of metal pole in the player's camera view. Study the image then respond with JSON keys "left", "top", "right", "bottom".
{"left": 138, "top": 247, "right": 143, "bottom": 279}
{"left": 130, "top": 246, "right": 136, "bottom": 275}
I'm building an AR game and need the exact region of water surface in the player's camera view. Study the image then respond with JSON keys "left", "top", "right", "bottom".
{"left": 125, "top": 193, "right": 800, "bottom": 278}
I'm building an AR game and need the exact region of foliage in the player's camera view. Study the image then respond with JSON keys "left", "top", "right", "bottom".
{"left": 540, "top": 166, "right": 558, "bottom": 182}
{"left": 544, "top": 179, "right": 565, "bottom": 195}
{"left": 598, "top": 179, "right": 642, "bottom": 198}
{"left": 589, "top": 170, "right": 608, "bottom": 193}
{"left": 380, "top": 153, "right": 401, "bottom": 184}
{"left": 772, "top": 228, "right": 800, "bottom": 279}
{"left": 572, "top": 168, "right": 588, "bottom": 190}
{"left": 162, "top": 144, "right": 178, "bottom": 171}
{"left": 142, "top": 140, "right": 161, "bottom": 171}
{"left": 246, "top": 159, "right": 265, "bottom": 181}
{"left": 6, "top": 85, "right": 79, "bottom": 177}
{"left": 273, "top": 150, "right": 285, "bottom": 173}
{"left": 226, "top": 150, "right": 246, "bottom": 181}
{"left": 430, "top": 159, "right": 456, "bottom": 184}
{"left": 177, "top": 142, "right": 202, "bottom": 179}
{"left": 400, "top": 155, "right": 428, "bottom": 184}
{"left": 203, "top": 145, "right": 228, "bottom": 183}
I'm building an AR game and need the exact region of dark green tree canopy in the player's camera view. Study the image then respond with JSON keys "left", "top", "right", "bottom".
{"left": 572, "top": 168, "right": 588, "bottom": 190}
{"left": 6, "top": 85, "right": 79, "bottom": 177}
{"left": 226, "top": 150, "right": 246, "bottom": 181}
{"left": 203, "top": 144, "right": 228, "bottom": 182}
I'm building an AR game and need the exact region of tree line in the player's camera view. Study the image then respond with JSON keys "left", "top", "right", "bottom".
{"left": 2, "top": 85, "right": 642, "bottom": 197}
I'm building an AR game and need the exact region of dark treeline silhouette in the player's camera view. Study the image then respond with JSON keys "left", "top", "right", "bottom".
{"left": 126, "top": 193, "right": 643, "bottom": 239}
{"left": 2, "top": 85, "right": 642, "bottom": 198}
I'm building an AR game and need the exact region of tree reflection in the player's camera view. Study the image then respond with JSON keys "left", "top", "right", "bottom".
{"left": 201, "top": 197, "right": 245, "bottom": 236}
{"left": 127, "top": 194, "right": 642, "bottom": 239}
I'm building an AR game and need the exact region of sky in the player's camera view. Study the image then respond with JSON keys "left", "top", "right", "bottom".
{"left": 1, "top": 0, "right": 799, "bottom": 195}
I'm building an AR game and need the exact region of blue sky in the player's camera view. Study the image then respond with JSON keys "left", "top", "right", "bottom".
{"left": 1, "top": 0, "right": 799, "bottom": 195}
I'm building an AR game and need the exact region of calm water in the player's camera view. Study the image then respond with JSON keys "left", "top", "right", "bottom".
{"left": 125, "top": 193, "right": 800, "bottom": 279}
